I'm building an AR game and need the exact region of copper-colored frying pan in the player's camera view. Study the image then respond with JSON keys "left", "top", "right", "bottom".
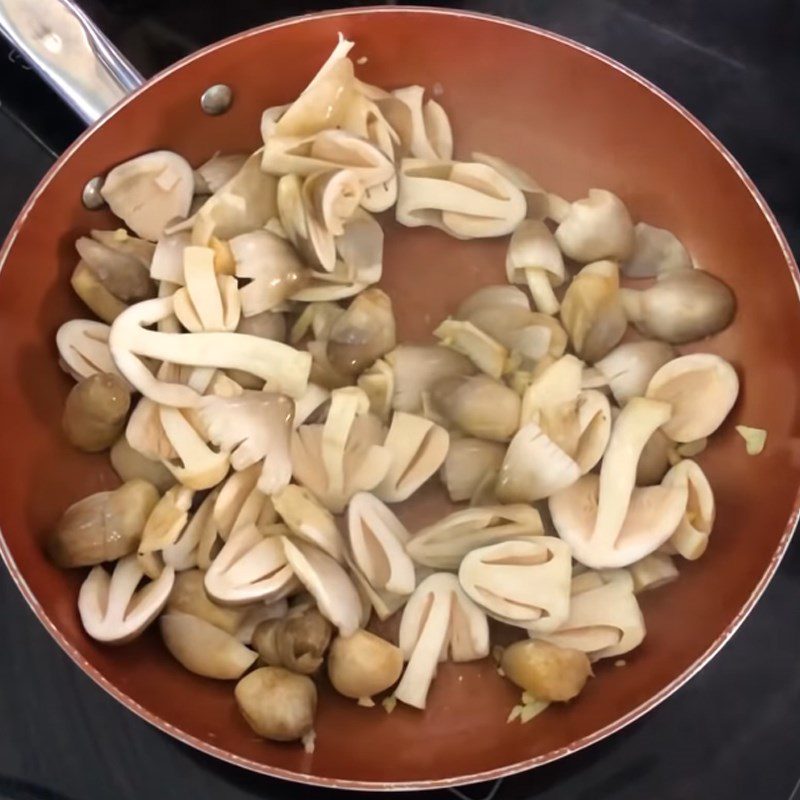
{"left": 0, "top": 2, "right": 798, "bottom": 791}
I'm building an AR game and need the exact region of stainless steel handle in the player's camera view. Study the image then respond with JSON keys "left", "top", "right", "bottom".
{"left": 0, "top": 0, "right": 144, "bottom": 125}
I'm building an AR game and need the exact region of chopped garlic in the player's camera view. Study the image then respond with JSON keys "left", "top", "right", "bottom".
{"left": 507, "top": 705, "right": 523, "bottom": 723}
{"left": 735, "top": 425, "right": 767, "bottom": 455}
{"left": 382, "top": 695, "right": 397, "bottom": 714}
{"left": 302, "top": 729, "right": 316, "bottom": 754}
{"left": 358, "top": 696, "right": 376, "bottom": 708}
{"left": 520, "top": 700, "right": 549, "bottom": 723}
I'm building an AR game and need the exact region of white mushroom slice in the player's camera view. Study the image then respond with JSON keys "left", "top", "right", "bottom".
{"left": 637, "top": 427, "right": 673, "bottom": 486}
{"left": 345, "top": 550, "right": 409, "bottom": 622}
{"left": 293, "top": 383, "right": 331, "bottom": 428}
{"left": 621, "top": 271, "right": 736, "bottom": 345}
{"left": 260, "top": 103, "right": 290, "bottom": 140}
{"left": 158, "top": 406, "right": 230, "bottom": 490}
{"left": 151, "top": 230, "right": 190, "bottom": 284}
{"left": 109, "top": 296, "right": 311, "bottom": 404}
{"left": 75, "top": 236, "right": 154, "bottom": 302}
{"left": 189, "top": 151, "right": 278, "bottom": 245}
{"left": 357, "top": 358, "right": 394, "bottom": 422}
{"left": 496, "top": 423, "right": 580, "bottom": 504}
{"left": 138, "top": 484, "right": 194, "bottom": 555}
{"left": 506, "top": 220, "right": 565, "bottom": 315}
{"left": 78, "top": 554, "right": 175, "bottom": 643}
{"left": 433, "top": 319, "right": 508, "bottom": 379}
{"left": 536, "top": 571, "right": 645, "bottom": 660}
{"left": 235, "top": 598, "right": 290, "bottom": 645}
{"left": 629, "top": 553, "right": 679, "bottom": 592}
{"left": 386, "top": 345, "right": 475, "bottom": 413}
{"left": 214, "top": 464, "right": 276, "bottom": 541}
{"left": 348, "top": 492, "right": 414, "bottom": 596}
{"left": 623, "top": 222, "right": 693, "bottom": 278}
{"left": 292, "top": 388, "right": 391, "bottom": 513}
{"left": 519, "top": 354, "right": 582, "bottom": 426}
{"left": 195, "top": 152, "right": 249, "bottom": 195}
{"left": 231, "top": 229, "right": 306, "bottom": 316}
{"left": 375, "top": 412, "right": 449, "bottom": 503}
{"left": 205, "top": 523, "right": 296, "bottom": 605}
{"left": 396, "top": 573, "right": 489, "bottom": 709}
{"left": 392, "top": 85, "right": 453, "bottom": 161}
{"left": 459, "top": 537, "right": 572, "bottom": 631}
{"left": 440, "top": 438, "right": 506, "bottom": 503}
{"left": 162, "top": 489, "right": 218, "bottom": 571}
{"left": 273, "top": 484, "right": 344, "bottom": 561}
{"left": 100, "top": 151, "right": 194, "bottom": 241}
{"left": 551, "top": 189, "right": 634, "bottom": 263}
{"left": 161, "top": 611, "right": 258, "bottom": 679}
{"left": 560, "top": 260, "right": 627, "bottom": 362}
{"left": 662, "top": 459, "right": 715, "bottom": 560}
{"left": 593, "top": 340, "right": 676, "bottom": 406}
{"left": 407, "top": 505, "right": 543, "bottom": 570}
{"left": 281, "top": 537, "right": 361, "bottom": 636}
{"left": 173, "top": 245, "right": 240, "bottom": 332}
{"left": 272, "top": 34, "right": 356, "bottom": 137}
{"left": 645, "top": 354, "right": 739, "bottom": 442}
{"left": 396, "top": 158, "right": 526, "bottom": 238}
{"left": 263, "top": 130, "right": 394, "bottom": 190}
{"left": 549, "top": 398, "right": 689, "bottom": 568}
{"left": 90, "top": 228, "right": 155, "bottom": 269}
{"left": 198, "top": 391, "right": 293, "bottom": 494}
{"left": 56, "top": 319, "right": 127, "bottom": 384}
{"left": 471, "top": 152, "right": 542, "bottom": 195}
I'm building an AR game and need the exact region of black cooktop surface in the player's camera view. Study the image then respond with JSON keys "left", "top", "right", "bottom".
{"left": 1, "top": 2, "right": 799, "bottom": 799}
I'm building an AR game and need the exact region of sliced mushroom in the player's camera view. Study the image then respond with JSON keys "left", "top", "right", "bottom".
{"left": 636, "top": 428, "right": 673, "bottom": 486}
{"left": 551, "top": 189, "right": 634, "bottom": 263}
{"left": 396, "top": 158, "right": 526, "bottom": 238}
{"left": 440, "top": 438, "right": 506, "bottom": 503}
{"left": 620, "top": 270, "right": 736, "bottom": 344}
{"left": 386, "top": 344, "right": 475, "bottom": 413}
{"left": 75, "top": 236, "right": 154, "bottom": 303}
{"left": 395, "top": 573, "right": 489, "bottom": 709}
{"left": 645, "top": 354, "right": 739, "bottom": 442}
{"left": 78, "top": 554, "right": 175, "bottom": 643}
{"left": 162, "top": 489, "right": 219, "bottom": 571}
{"left": 592, "top": 340, "right": 676, "bottom": 406}
{"left": 100, "top": 151, "right": 194, "bottom": 241}
{"left": 166, "top": 569, "right": 248, "bottom": 634}
{"left": 158, "top": 406, "right": 230, "bottom": 490}
{"left": 198, "top": 391, "right": 293, "bottom": 494}
{"left": 213, "top": 465, "right": 274, "bottom": 540}
{"left": 347, "top": 492, "right": 414, "bottom": 596}
{"left": 90, "top": 228, "right": 155, "bottom": 269}
{"left": 108, "top": 296, "right": 311, "bottom": 405}
{"left": 357, "top": 358, "right": 394, "bottom": 422}
{"left": 407, "top": 505, "right": 543, "bottom": 570}
{"left": 273, "top": 484, "right": 343, "bottom": 561}
{"left": 506, "top": 220, "right": 565, "bottom": 315}
{"left": 56, "top": 319, "right": 127, "bottom": 384}
{"left": 549, "top": 397, "right": 689, "bottom": 568}
{"left": 292, "top": 387, "right": 391, "bottom": 512}
{"left": 459, "top": 537, "right": 572, "bottom": 631}
{"left": 195, "top": 152, "right": 249, "bottom": 195}
{"left": 205, "top": 523, "right": 297, "bottom": 605}
{"left": 189, "top": 150, "right": 279, "bottom": 245}
{"left": 253, "top": 604, "right": 332, "bottom": 675}
{"left": 662, "top": 459, "right": 715, "bottom": 560}
{"left": 110, "top": 436, "right": 175, "bottom": 493}
{"left": 536, "top": 570, "right": 645, "bottom": 661}
{"left": 161, "top": 611, "right": 257, "bottom": 679}
{"left": 430, "top": 374, "right": 520, "bottom": 441}
{"left": 560, "top": 260, "right": 627, "bottom": 362}
{"left": 374, "top": 412, "right": 449, "bottom": 503}
{"left": 622, "top": 222, "right": 693, "bottom": 278}
{"left": 471, "top": 152, "right": 543, "bottom": 196}
{"left": 392, "top": 85, "right": 453, "bottom": 161}
{"left": 433, "top": 319, "right": 508, "bottom": 379}
{"left": 628, "top": 552, "right": 679, "bottom": 592}
{"left": 231, "top": 230, "right": 307, "bottom": 316}
{"left": 70, "top": 261, "right": 128, "bottom": 323}
{"left": 138, "top": 484, "right": 194, "bottom": 555}
{"left": 151, "top": 230, "right": 190, "bottom": 284}
{"left": 281, "top": 537, "right": 361, "bottom": 636}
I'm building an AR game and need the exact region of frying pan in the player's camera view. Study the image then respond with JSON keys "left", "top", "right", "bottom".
{"left": 0, "top": 1, "right": 798, "bottom": 791}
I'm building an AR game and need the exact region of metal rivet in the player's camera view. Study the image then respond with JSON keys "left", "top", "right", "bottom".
{"left": 82, "top": 176, "right": 105, "bottom": 210}
{"left": 201, "top": 84, "right": 233, "bottom": 115}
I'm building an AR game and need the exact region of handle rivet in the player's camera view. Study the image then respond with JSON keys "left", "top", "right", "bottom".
{"left": 82, "top": 176, "right": 106, "bottom": 210}
{"left": 201, "top": 84, "right": 233, "bottom": 115}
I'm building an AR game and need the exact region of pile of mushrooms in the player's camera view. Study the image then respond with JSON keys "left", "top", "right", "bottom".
{"left": 48, "top": 34, "right": 745, "bottom": 748}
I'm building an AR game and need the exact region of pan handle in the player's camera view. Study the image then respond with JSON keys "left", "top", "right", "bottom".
{"left": 0, "top": 0, "right": 143, "bottom": 125}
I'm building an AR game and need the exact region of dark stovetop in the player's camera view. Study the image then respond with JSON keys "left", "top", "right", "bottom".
{"left": 1, "top": 2, "right": 800, "bottom": 799}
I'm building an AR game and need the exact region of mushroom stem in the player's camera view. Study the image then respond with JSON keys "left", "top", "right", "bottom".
{"left": 525, "top": 268, "right": 559, "bottom": 315}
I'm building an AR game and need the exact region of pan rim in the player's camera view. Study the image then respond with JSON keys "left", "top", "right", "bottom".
{"left": 0, "top": 4, "right": 798, "bottom": 791}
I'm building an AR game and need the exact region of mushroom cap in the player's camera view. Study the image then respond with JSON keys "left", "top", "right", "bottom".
{"left": 506, "top": 219, "right": 565, "bottom": 284}
{"left": 594, "top": 340, "right": 677, "bottom": 406}
{"left": 56, "top": 319, "right": 127, "bottom": 385}
{"left": 662, "top": 459, "right": 715, "bottom": 560}
{"left": 440, "top": 438, "right": 506, "bottom": 503}
{"left": 273, "top": 484, "right": 344, "bottom": 561}
{"left": 623, "top": 221, "right": 692, "bottom": 278}
{"left": 392, "top": 85, "right": 453, "bottom": 161}
{"left": 645, "top": 353, "right": 739, "bottom": 442}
